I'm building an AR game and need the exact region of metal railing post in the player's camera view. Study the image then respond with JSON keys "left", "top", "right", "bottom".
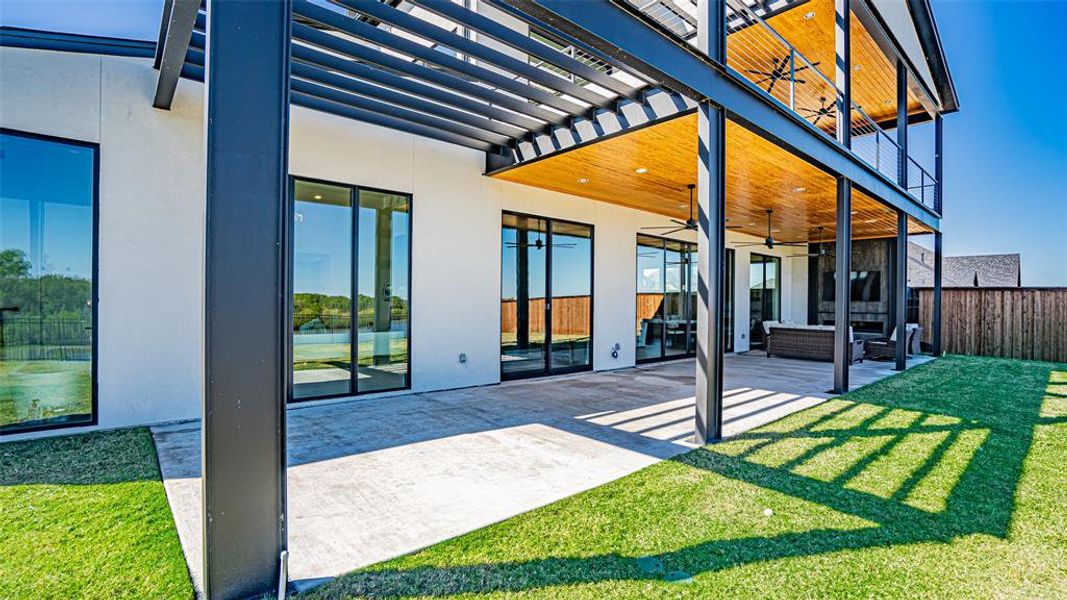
{"left": 788, "top": 48, "right": 796, "bottom": 110}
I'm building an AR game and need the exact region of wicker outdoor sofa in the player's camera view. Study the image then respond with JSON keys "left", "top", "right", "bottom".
{"left": 764, "top": 322, "right": 864, "bottom": 364}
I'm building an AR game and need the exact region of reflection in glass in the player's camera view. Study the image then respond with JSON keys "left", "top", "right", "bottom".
{"left": 638, "top": 237, "right": 734, "bottom": 362}
{"left": 0, "top": 132, "right": 95, "bottom": 433}
{"left": 357, "top": 190, "right": 410, "bottom": 393}
{"left": 749, "top": 253, "right": 781, "bottom": 349}
{"left": 501, "top": 214, "right": 548, "bottom": 377}
{"left": 635, "top": 236, "right": 664, "bottom": 361}
{"left": 550, "top": 220, "right": 592, "bottom": 370}
{"left": 292, "top": 180, "right": 352, "bottom": 399}
{"left": 663, "top": 240, "right": 687, "bottom": 357}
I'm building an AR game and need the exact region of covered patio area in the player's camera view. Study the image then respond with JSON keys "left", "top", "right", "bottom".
{"left": 153, "top": 353, "right": 932, "bottom": 592}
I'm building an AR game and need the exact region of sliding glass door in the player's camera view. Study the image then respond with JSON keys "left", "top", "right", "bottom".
{"left": 1, "top": 131, "right": 97, "bottom": 434}
{"left": 501, "top": 212, "right": 592, "bottom": 380}
{"left": 749, "top": 253, "right": 781, "bottom": 350}
{"left": 292, "top": 178, "right": 410, "bottom": 400}
{"left": 636, "top": 235, "right": 733, "bottom": 363}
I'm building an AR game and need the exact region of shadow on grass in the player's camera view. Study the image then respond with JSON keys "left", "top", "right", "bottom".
{"left": 307, "top": 356, "right": 1066, "bottom": 598}
{"left": 0, "top": 427, "right": 162, "bottom": 485}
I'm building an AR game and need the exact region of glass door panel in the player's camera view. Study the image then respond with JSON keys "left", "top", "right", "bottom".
{"left": 357, "top": 190, "right": 411, "bottom": 393}
{"left": 636, "top": 236, "right": 665, "bottom": 361}
{"left": 749, "top": 253, "right": 781, "bottom": 350}
{"left": 549, "top": 220, "right": 593, "bottom": 371}
{"left": 1, "top": 132, "right": 96, "bottom": 433}
{"left": 501, "top": 214, "right": 548, "bottom": 378}
{"left": 724, "top": 248, "right": 735, "bottom": 352}
{"left": 293, "top": 180, "right": 353, "bottom": 399}
{"left": 663, "top": 240, "right": 687, "bottom": 357}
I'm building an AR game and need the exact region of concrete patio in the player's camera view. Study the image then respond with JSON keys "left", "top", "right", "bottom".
{"left": 151, "top": 353, "right": 932, "bottom": 592}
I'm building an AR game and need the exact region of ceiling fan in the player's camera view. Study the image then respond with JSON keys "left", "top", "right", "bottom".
{"left": 786, "top": 226, "right": 834, "bottom": 259}
{"left": 731, "top": 209, "right": 808, "bottom": 250}
{"left": 505, "top": 223, "right": 575, "bottom": 249}
{"left": 745, "top": 56, "right": 821, "bottom": 94}
{"left": 641, "top": 184, "right": 743, "bottom": 236}
{"left": 798, "top": 96, "right": 836, "bottom": 126}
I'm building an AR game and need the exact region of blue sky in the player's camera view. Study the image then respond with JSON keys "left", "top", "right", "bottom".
{"left": 2, "top": 0, "right": 1064, "bottom": 285}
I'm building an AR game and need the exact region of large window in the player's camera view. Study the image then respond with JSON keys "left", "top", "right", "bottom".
{"left": 1, "top": 130, "right": 97, "bottom": 434}
{"left": 636, "top": 235, "right": 733, "bottom": 362}
{"left": 501, "top": 212, "right": 592, "bottom": 380}
{"left": 292, "top": 179, "right": 410, "bottom": 400}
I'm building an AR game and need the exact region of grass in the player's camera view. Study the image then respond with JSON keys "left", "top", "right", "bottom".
{"left": 0, "top": 428, "right": 193, "bottom": 599}
{"left": 308, "top": 355, "right": 1067, "bottom": 599}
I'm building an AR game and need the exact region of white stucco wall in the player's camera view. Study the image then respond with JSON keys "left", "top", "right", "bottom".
{"left": 1, "top": 46, "right": 808, "bottom": 438}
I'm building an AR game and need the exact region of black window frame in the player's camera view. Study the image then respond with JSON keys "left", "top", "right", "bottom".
{"left": 635, "top": 234, "right": 734, "bottom": 363}
{"left": 0, "top": 128, "right": 99, "bottom": 436}
{"left": 500, "top": 210, "right": 595, "bottom": 381}
{"left": 289, "top": 175, "right": 413, "bottom": 402}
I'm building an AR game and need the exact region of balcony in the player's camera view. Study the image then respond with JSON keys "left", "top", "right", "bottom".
{"left": 623, "top": 0, "right": 941, "bottom": 213}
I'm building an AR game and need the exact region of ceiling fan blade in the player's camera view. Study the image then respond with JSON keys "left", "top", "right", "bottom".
{"left": 725, "top": 224, "right": 744, "bottom": 229}
{"left": 659, "top": 227, "right": 687, "bottom": 235}
{"left": 642, "top": 225, "right": 684, "bottom": 231}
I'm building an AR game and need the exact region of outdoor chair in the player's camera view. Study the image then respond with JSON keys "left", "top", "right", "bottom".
{"left": 865, "top": 324, "right": 919, "bottom": 360}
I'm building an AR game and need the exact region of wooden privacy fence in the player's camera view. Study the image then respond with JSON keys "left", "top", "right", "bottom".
{"left": 919, "top": 288, "right": 1067, "bottom": 362}
{"left": 501, "top": 295, "right": 591, "bottom": 335}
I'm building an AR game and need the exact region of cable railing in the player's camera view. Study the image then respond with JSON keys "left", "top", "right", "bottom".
{"left": 907, "top": 157, "right": 940, "bottom": 212}
{"left": 724, "top": 0, "right": 938, "bottom": 210}
{"left": 850, "top": 104, "right": 899, "bottom": 181}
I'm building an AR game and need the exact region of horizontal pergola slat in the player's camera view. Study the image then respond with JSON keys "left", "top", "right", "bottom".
{"left": 333, "top": 0, "right": 614, "bottom": 108}
{"left": 176, "top": 0, "right": 693, "bottom": 166}
{"left": 408, "top": 0, "right": 641, "bottom": 99}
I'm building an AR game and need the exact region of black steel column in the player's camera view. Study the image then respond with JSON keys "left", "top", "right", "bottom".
{"left": 833, "top": 177, "right": 852, "bottom": 393}
{"left": 202, "top": 1, "right": 291, "bottom": 598}
{"left": 835, "top": 0, "right": 851, "bottom": 148}
{"left": 894, "top": 211, "right": 907, "bottom": 370}
{"left": 932, "top": 231, "right": 943, "bottom": 355}
{"left": 695, "top": 0, "right": 726, "bottom": 445}
{"left": 896, "top": 59, "right": 908, "bottom": 187}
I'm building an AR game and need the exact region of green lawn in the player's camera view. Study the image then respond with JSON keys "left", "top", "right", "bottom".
{"left": 309, "top": 355, "right": 1067, "bottom": 599}
{"left": 0, "top": 428, "right": 193, "bottom": 599}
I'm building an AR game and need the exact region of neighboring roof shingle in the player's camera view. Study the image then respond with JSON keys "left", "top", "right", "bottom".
{"left": 908, "top": 242, "right": 1021, "bottom": 288}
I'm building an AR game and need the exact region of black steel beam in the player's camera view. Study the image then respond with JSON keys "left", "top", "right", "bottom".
{"left": 490, "top": 0, "right": 940, "bottom": 231}
{"left": 153, "top": 0, "right": 173, "bottom": 68}
{"left": 895, "top": 210, "right": 907, "bottom": 371}
{"left": 695, "top": 0, "right": 726, "bottom": 446}
{"left": 335, "top": 0, "right": 612, "bottom": 108}
{"left": 290, "top": 21, "right": 562, "bottom": 126}
{"left": 932, "top": 231, "right": 943, "bottom": 355}
{"left": 293, "top": 0, "right": 585, "bottom": 116}
{"left": 201, "top": 0, "right": 290, "bottom": 598}
{"left": 935, "top": 113, "right": 943, "bottom": 214}
{"left": 184, "top": 45, "right": 495, "bottom": 152}
{"left": 291, "top": 77, "right": 502, "bottom": 148}
{"left": 290, "top": 45, "right": 533, "bottom": 137}
{"left": 833, "top": 177, "right": 852, "bottom": 394}
{"left": 896, "top": 59, "right": 909, "bottom": 188}
{"left": 153, "top": 0, "right": 199, "bottom": 109}
{"left": 834, "top": 0, "right": 851, "bottom": 148}
{"left": 193, "top": 29, "right": 531, "bottom": 139}
{"left": 409, "top": 0, "right": 639, "bottom": 99}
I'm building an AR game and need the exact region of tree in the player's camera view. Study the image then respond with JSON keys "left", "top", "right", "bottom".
{"left": 0, "top": 249, "right": 31, "bottom": 279}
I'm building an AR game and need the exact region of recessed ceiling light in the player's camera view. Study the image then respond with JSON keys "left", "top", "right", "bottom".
{"left": 314, "top": 194, "right": 322, "bottom": 200}
{"left": 577, "top": 178, "right": 589, "bottom": 184}
{"left": 634, "top": 167, "right": 648, "bottom": 174}
{"left": 793, "top": 186, "right": 807, "bottom": 193}
{"left": 804, "top": 11, "right": 816, "bottom": 20}
{"left": 853, "top": 64, "right": 862, "bottom": 72}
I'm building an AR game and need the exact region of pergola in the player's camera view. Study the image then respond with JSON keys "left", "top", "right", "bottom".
{"left": 156, "top": 1, "right": 943, "bottom": 597}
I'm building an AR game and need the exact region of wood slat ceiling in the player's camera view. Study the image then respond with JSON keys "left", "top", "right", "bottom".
{"left": 491, "top": 113, "right": 933, "bottom": 242}
{"left": 728, "top": 0, "right": 925, "bottom": 131}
